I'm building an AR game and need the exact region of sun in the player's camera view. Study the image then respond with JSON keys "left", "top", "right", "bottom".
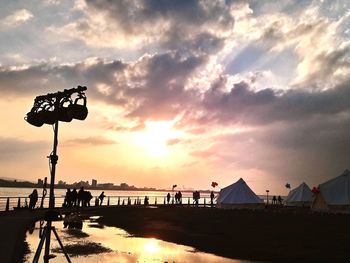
{"left": 143, "top": 238, "right": 160, "bottom": 254}
{"left": 134, "top": 121, "right": 181, "bottom": 157}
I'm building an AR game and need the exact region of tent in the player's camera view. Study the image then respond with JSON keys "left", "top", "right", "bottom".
{"left": 285, "top": 182, "right": 313, "bottom": 207}
{"left": 217, "top": 178, "right": 264, "bottom": 209}
{"left": 312, "top": 169, "right": 350, "bottom": 213}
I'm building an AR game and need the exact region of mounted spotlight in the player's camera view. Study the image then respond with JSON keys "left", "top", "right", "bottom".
{"left": 25, "top": 104, "right": 44, "bottom": 127}
{"left": 41, "top": 101, "right": 57, "bottom": 125}
{"left": 24, "top": 86, "right": 88, "bottom": 127}
{"left": 58, "top": 97, "right": 73, "bottom": 122}
{"left": 69, "top": 91, "right": 88, "bottom": 120}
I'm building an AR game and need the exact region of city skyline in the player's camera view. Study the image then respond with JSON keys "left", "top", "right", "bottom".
{"left": 0, "top": 0, "right": 350, "bottom": 194}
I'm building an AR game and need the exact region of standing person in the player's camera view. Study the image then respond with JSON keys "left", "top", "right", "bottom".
{"left": 99, "top": 191, "right": 106, "bottom": 206}
{"left": 272, "top": 196, "right": 277, "bottom": 205}
{"left": 64, "top": 189, "right": 72, "bottom": 207}
{"left": 78, "top": 187, "right": 85, "bottom": 207}
{"left": 29, "top": 189, "right": 38, "bottom": 210}
{"left": 144, "top": 196, "right": 149, "bottom": 205}
{"left": 210, "top": 191, "right": 215, "bottom": 207}
{"left": 71, "top": 188, "right": 78, "bottom": 207}
{"left": 178, "top": 191, "right": 182, "bottom": 204}
{"left": 166, "top": 193, "right": 171, "bottom": 204}
{"left": 278, "top": 195, "right": 283, "bottom": 206}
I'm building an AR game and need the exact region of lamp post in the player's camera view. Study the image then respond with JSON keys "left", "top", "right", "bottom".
{"left": 25, "top": 86, "right": 88, "bottom": 263}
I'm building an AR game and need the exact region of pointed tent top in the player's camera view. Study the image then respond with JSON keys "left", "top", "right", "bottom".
{"left": 318, "top": 170, "right": 350, "bottom": 205}
{"left": 286, "top": 182, "right": 313, "bottom": 204}
{"left": 218, "top": 178, "right": 263, "bottom": 204}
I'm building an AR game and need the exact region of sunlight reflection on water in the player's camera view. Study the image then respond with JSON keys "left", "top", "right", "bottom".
{"left": 25, "top": 216, "right": 248, "bottom": 263}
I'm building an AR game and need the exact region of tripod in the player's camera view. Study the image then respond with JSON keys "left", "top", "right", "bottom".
{"left": 32, "top": 121, "right": 71, "bottom": 263}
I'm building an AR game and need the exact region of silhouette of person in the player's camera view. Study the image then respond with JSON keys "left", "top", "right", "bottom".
{"left": 278, "top": 195, "right": 283, "bottom": 205}
{"left": 178, "top": 191, "right": 182, "bottom": 204}
{"left": 29, "top": 189, "right": 38, "bottom": 210}
{"left": 210, "top": 191, "right": 215, "bottom": 206}
{"left": 71, "top": 188, "right": 78, "bottom": 206}
{"left": 175, "top": 192, "right": 179, "bottom": 204}
{"left": 85, "top": 191, "right": 93, "bottom": 206}
{"left": 99, "top": 191, "right": 106, "bottom": 205}
{"left": 166, "top": 193, "right": 171, "bottom": 204}
{"left": 272, "top": 195, "right": 277, "bottom": 205}
{"left": 64, "top": 189, "right": 72, "bottom": 207}
{"left": 144, "top": 196, "right": 149, "bottom": 205}
{"left": 78, "top": 187, "right": 85, "bottom": 207}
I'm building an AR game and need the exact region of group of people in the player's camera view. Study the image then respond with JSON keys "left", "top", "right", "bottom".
{"left": 64, "top": 187, "right": 106, "bottom": 207}
{"left": 166, "top": 191, "right": 183, "bottom": 204}
{"left": 271, "top": 195, "right": 283, "bottom": 205}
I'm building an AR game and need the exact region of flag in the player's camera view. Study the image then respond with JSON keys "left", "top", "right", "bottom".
{"left": 311, "top": 187, "right": 319, "bottom": 194}
{"left": 285, "top": 183, "right": 291, "bottom": 189}
{"left": 211, "top": 182, "right": 218, "bottom": 188}
{"left": 172, "top": 184, "right": 177, "bottom": 188}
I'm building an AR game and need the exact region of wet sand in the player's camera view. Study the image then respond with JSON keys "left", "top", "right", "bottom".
{"left": 82, "top": 206, "right": 350, "bottom": 262}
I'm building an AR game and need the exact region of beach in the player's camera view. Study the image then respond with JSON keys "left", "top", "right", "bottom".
{"left": 2, "top": 206, "right": 350, "bottom": 262}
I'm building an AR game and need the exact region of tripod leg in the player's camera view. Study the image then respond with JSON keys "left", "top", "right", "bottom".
{"left": 32, "top": 227, "right": 47, "bottom": 263}
{"left": 52, "top": 227, "right": 72, "bottom": 263}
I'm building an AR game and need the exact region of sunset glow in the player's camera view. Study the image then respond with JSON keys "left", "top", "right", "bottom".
{"left": 133, "top": 121, "right": 181, "bottom": 157}
{"left": 0, "top": 0, "right": 349, "bottom": 194}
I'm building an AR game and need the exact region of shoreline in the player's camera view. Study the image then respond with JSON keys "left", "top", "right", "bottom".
{"left": 83, "top": 206, "right": 350, "bottom": 262}
{"left": 3, "top": 206, "right": 350, "bottom": 262}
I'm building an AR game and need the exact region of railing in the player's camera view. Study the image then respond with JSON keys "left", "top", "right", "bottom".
{"left": 0, "top": 195, "right": 217, "bottom": 212}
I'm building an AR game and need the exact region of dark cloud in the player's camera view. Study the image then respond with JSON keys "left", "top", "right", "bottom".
{"left": 0, "top": 51, "right": 206, "bottom": 121}
{"left": 82, "top": 0, "right": 233, "bottom": 53}
{"left": 199, "top": 77, "right": 350, "bottom": 126}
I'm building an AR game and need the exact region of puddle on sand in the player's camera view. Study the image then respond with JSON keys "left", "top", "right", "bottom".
{"left": 25, "top": 216, "right": 248, "bottom": 263}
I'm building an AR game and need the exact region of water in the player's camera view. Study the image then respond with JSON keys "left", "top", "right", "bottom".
{"left": 25, "top": 217, "right": 248, "bottom": 263}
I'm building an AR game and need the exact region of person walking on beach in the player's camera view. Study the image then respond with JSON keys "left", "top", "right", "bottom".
{"left": 99, "top": 191, "right": 106, "bottom": 205}
{"left": 166, "top": 193, "right": 171, "bottom": 204}
{"left": 29, "top": 189, "right": 38, "bottom": 210}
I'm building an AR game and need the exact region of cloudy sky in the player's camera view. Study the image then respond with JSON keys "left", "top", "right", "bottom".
{"left": 0, "top": 0, "right": 349, "bottom": 194}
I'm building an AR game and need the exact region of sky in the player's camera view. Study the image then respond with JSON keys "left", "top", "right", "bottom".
{"left": 0, "top": 0, "right": 350, "bottom": 194}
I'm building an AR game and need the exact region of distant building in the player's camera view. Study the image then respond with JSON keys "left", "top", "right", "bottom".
{"left": 92, "top": 179, "right": 97, "bottom": 187}
{"left": 97, "top": 183, "right": 114, "bottom": 189}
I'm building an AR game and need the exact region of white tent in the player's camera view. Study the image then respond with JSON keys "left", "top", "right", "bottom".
{"left": 217, "top": 178, "right": 264, "bottom": 209}
{"left": 285, "top": 182, "right": 313, "bottom": 207}
{"left": 312, "top": 169, "right": 350, "bottom": 212}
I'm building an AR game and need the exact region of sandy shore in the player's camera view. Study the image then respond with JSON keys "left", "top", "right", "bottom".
{"left": 82, "top": 206, "right": 350, "bottom": 262}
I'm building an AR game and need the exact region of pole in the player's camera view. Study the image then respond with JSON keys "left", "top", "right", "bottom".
{"left": 44, "top": 120, "right": 59, "bottom": 262}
